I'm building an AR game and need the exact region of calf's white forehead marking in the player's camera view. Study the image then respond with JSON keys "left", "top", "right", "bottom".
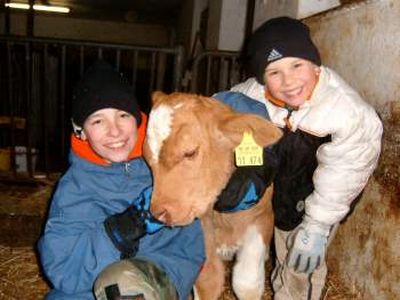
{"left": 147, "top": 103, "right": 174, "bottom": 162}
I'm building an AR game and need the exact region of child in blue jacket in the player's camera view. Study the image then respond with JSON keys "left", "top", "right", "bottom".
{"left": 37, "top": 61, "right": 205, "bottom": 300}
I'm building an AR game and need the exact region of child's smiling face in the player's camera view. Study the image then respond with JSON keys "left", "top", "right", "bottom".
{"left": 81, "top": 108, "right": 138, "bottom": 163}
{"left": 264, "top": 57, "right": 320, "bottom": 108}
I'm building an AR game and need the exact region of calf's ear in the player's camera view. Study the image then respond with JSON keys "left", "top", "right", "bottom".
{"left": 219, "top": 113, "right": 283, "bottom": 148}
{"left": 151, "top": 91, "right": 167, "bottom": 106}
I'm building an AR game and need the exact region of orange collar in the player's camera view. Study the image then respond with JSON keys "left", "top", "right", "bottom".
{"left": 264, "top": 90, "right": 298, "bottom": 111}
{"left": 71, "top": 112, "right": 148, "bottom": 166}
{"left": 264, "top": 90, "right": 297, "bottom": 130}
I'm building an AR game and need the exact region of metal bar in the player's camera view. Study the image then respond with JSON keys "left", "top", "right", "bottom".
{"left": 131, "top": 50, "right": 138, "bottom": 87}
{"left": 97, "top": 47, "right": 103, "bottom": 60}
{"left": 27, "top": 0, "right": 35, "bottom": 37}
{"left": 205, "top": 56, "right": 212, "bottom": 95}
{"left": 0, "top": 35, "right": 179, "bottom": 54}
{"left": 6, "top": 42, "right": 17, "bottom": 177}
{"left": 148, "top": 52, "right": 156, "bottom": 96}
{"left": 25, "top": 42, "right": 33, "bottom": 176}
{"left": 60, "top": 45, "right": 67, "bottom": 161}
{"left": 218, "top": 57, "right": 228, "bottom": 91}
{"left": 173, "top": 46, "right": 184, "bottom": 91}
{"left": 42, "top": 43, "right": 49, "bottom": 176}
{"left": 245, "top": 0, "right": 256, "bottom": 42}
{"left": 5, "top": 0, "right": 11, "bottom": 35}
{"left": 80, "top": 46, "right": 85, "bottom": 76}
{"left": 155, "top": 52, "right": 165, "bottom": 90}
{"left": 115, "top": 50, "right": 121, "bottom": 70}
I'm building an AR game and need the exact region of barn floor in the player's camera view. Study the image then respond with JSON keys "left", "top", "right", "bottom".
{"left": 0, "top": 177, "right": 358, "bottom": 300}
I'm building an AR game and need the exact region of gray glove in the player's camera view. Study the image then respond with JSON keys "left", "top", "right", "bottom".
{"left": 286, "top": 216, "right": 331, "bottom": 274}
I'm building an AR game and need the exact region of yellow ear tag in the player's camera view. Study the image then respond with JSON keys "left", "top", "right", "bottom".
{"left": 234, "top": 132, "right": 263, "bottom": 167}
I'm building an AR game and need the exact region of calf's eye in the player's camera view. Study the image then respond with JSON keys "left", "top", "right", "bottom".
{"left": 183, "top": 148, "right": 198, "bottom": 160}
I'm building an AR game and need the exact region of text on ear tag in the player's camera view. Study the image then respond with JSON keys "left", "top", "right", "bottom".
{"left": 234, "top": 132, "right": 263, "bottom": 167}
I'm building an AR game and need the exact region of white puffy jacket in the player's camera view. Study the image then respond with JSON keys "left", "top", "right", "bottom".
{"left": 231, "top": 66, "right": 383, "bottom": 226}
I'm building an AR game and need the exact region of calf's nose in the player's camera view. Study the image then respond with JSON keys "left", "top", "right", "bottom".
{"left": 150, "top": 206, "right": 171, "bottom": 224}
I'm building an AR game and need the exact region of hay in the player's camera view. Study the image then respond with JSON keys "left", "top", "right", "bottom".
{"left": 0, "top": 246, "right": 49, "bottom": 300}
{"left": 322, "top": 273, "right": 362, "bottom": 300}
{"left": 0, "top": 179, "right": 55, "bottom": 217}
{"left": 0, "top": 246, "right": 359, "bottom": 299}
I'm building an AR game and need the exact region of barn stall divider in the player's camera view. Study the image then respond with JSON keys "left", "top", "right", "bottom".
{"left": 0, "top": 35, "right": 187, "bottom": 179}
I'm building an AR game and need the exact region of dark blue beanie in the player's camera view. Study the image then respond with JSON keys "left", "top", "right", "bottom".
{"left": 71, "top": 60, "right": 141, "bottom": 127}
{"left": 246, "top": 16, "right": 321, "bottom": 84}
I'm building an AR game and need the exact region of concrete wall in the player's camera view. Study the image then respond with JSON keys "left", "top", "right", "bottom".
{"left": 305, "top": 0, "right": 400, "bottom": 298}
{"left": 253, "top": 0, "right": 340, "bottom": 30}
{"left": 0, "top": 12, "right": 171, "bottom": 46}
{"left": 206, "top": 0, "right": 247, "bottom": 51}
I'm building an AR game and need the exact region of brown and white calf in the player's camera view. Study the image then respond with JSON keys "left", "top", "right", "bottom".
{"left": 143, "top": 92, "right": 282, "bottom": 300}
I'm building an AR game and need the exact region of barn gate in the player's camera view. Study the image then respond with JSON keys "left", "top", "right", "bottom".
{"left": 0, "top": 35, "right": 244, "bottom": 179}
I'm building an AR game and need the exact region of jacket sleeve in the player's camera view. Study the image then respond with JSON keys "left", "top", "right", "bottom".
{"left": 306, "top": 96, "right": 383, "bottom": 226}
{"left": 37, "top": 174, "right": 121, "bottom": 295}
{"left": 213, "top": 90, "right": 269, "bottom": 118}
{"left": 230, "top": 77, "right": 266, "bottom": 102}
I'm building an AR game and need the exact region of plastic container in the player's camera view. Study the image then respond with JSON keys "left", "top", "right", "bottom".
{"left": 0, "top": 148, "right": 11, "bottom": 171}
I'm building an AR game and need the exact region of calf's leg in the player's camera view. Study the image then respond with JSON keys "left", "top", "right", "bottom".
{"left": 194, "top": 254, "right": 225, "bottom": 300}
{"left": 232, "top": 225, "right": 267, "bottom": 300}
{"left": 194, "top": 214, "right": 226, "bottom": 300}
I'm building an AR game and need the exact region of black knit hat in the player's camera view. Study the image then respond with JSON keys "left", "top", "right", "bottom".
{"left": 246, "top": 16, "right": 321, "bottom": 84}
{"left": 71, "top": 60, "right": 141, "bottom": 128}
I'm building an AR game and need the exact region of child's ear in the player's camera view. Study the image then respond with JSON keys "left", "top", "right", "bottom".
{"left": 71, "top": 120, "right": 86, "bottom": 140}
{"left": 79, "top": 130, "right": 87, "bottom": 140}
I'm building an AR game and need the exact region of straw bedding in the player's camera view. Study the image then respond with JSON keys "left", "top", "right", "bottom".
{"left": 0, "top": 245, "right": 359, "bottom": 300}
{"left": 0, "top": 178, "right": 359, "bottom": 299}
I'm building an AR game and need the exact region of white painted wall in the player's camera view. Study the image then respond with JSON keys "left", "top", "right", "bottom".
{"left": 206, "top": 0, "right": 247, "bottom": 51}
{"left": 253, "top": 0, "right": 340, "bottom": 30}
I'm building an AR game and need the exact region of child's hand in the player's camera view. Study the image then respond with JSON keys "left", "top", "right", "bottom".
{"left": 133, "top": 187, "right": 165, "bottom": 233}
{"left": 214, "top": 147, "right": 278, "bottom": 212}
{"left": 286, "top": 217, "right": 331, "bottom": 274}
{"left": 104, "top": 187, "right": 165, "bottom": 258}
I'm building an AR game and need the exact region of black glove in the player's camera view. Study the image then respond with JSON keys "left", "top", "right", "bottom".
{"left": 214, "top": 146, "right": 278, "bottom": 212}
{"left": 104, "top": 188, "right": 164, "bottom": 259}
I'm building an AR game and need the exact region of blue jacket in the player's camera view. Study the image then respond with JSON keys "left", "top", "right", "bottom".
{"left": 213, "top": 91, "right": 270, "bottom": 119}
{"left": 38, "top": 140, "right": 205, "bottom": 299}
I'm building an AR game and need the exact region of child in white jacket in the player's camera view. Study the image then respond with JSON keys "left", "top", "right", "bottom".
{"left": 231, "top": 16, "right": 383, "bottom": 299}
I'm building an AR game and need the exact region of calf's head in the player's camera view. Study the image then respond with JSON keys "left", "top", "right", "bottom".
{"left": 143, "top": 92, "right": 281, "bottom": 226}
